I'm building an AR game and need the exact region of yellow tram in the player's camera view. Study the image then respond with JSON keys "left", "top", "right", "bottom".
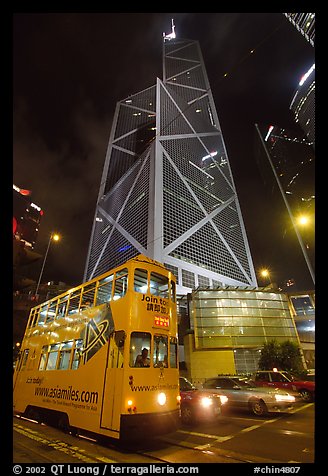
{"left": 13, "top": 255, "right": 180, "bottom": 440}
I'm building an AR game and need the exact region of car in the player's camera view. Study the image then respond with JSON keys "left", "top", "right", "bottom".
{"left": 202, "top": 376, "right": 297, "bottom": 416}
{"left": 179, "top": 376, "right": 228, "bottom": 424}
{"left": 252, "top": 370, "right": 315, "bottom": 402}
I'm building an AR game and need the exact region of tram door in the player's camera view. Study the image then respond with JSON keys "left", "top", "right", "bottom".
{"left": 100, "top": 331, "right": 125, "bottom": 431}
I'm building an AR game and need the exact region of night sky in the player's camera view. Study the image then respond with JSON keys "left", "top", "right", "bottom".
{"left": 13, "top": 13, "right": 315, "bottom": 290}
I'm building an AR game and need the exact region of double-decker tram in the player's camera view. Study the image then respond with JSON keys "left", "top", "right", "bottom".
{"left": 13, "top": 255, "right": 180, "bottom": 441}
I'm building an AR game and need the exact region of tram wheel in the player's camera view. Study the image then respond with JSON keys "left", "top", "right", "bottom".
{"left": 26, "top": 406, "right": 42, "bottom": 423}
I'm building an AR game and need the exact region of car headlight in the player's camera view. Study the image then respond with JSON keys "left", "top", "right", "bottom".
{"left": 219, "top": 395, "right": 228, "bottom": 405}
{"left": 275, "top": 394, "right": 295, "bottom": 403}
{"left": 200, "top": 396, "right": 213, "bottom": 408}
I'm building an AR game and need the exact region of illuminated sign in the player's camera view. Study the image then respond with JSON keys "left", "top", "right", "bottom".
{"left": 141, "top": 294, "right": 169, "bottom": 314}
{"left": 154, "top": 316, "right": 169, "bottom": 328}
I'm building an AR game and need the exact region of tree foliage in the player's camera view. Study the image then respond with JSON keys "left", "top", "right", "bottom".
{"left": 258, "top": 339, "right": 304, "bottom": 374}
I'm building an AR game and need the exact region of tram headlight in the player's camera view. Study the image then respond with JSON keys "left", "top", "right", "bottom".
{"left": 157, "top": 392, "right": 166, "bottom": 406}
{"left": 127, "top": 399, "right": 137, "bottom": 413}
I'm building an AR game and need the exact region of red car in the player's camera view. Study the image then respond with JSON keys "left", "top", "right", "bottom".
{"left": 179, "top": 377, "right": 228, "bottom": 424}
{"left": 252, "top": 370, "right": 315, "bottom": 402}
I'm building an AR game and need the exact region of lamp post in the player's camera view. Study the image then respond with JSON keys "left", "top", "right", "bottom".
{"left": 35, "top": 233, "right": 60, "bottom": 297}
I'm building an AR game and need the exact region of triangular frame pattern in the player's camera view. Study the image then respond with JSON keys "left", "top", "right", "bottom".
{"left": 84, "top": 38, "right": 257, "bottom": 290}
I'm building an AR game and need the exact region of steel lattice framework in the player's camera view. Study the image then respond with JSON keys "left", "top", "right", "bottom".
{"left": 84, "top": 37, "right": 258, "bottom": 292}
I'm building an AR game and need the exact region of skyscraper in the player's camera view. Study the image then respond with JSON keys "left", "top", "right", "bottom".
{"left": 290, "top": 64, "right": 315, "bottom": 146}
{"left": 254, "top": 123, "right": 315, "bottom": 287}
{"left": 283, "top": 13, "right": 315, "bottom": 47}
{"left": 84, "top": 29, "right": 257, "bottom": 293}
{"left": 283, "top": 14, "right": 315, "bottom": 146}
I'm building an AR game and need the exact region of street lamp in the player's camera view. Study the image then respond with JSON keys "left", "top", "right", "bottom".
{"left": 260, "top": 268, "right": 271, "bottom": 286}
{"left": 35, "top": 233, "right": 60, "bottom": 297}
{"left": 296, "top": 214, "right": 310, "bottom": 227}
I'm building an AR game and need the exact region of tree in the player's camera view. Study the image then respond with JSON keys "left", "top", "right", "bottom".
{"left": 258, "top": 339, "right": 304, "bottom": 373}
{"left": 279, "top": 340, "right": 304, "bottom": 374}
{"left": 258, "top": 340, "right": 281, "bottom": 370}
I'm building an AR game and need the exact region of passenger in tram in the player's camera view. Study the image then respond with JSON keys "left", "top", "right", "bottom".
{"left": 135, "top": 348, "right": 150, "bottom": 367}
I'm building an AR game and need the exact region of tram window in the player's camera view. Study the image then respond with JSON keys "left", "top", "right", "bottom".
{"left": 39, "top": 345, "right": 49, "bottom": 370}
{"left": 134, "top": 268, "right": 148, "bottom": 293}
{"left": 57, "top": 296, "right": 69, "bottom": 318}
{"left": 96, "top": 274, "right": 114, "bottom": 305}
{"left": 30, "top": 309, "right": 38, "bottom": 328}
{"left": 169, "top": 337, "right": 178, "bottom": 368}
{"left": 20, "top": 349, "right": 29, "bottom": 371}
{"left": 71, "top": 339, "right": 84, "bottom": 370}
{"left": 81, "top": 283, "right": 96, "bottom": 309}
{"left": 46, "top": 343, "right": 60, "bottom": 370}
{"left": 130, "top": 332, "right": 151, "bottom": 367}
{"left": 153, "top": 335, "right": 168, "bottom": 367}
{"left": 113, "top": 268, "right": 128, "bottom": 301}
{"left": 150, "top": 272, "right": 169, "bottom": 298}
{"left": 170, "top": 280, "right": 176, "bottom": 303}
{"left": 67, "top": 289, "right": 82, "bottom": 315}
{"left": 37, "top": 304, "right": 48, "bottom": 326}
{"left": 58, "top": 341, "right": 74, "bottom": 370}
{"left": 46, "top": 300, "right": 58, "bottom": 323}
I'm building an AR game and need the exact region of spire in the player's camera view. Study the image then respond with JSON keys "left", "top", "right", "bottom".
{"left": 163, "top": 19, "right": 176, "bottom": 41}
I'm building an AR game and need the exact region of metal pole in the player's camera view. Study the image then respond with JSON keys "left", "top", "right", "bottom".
{"left": 255, "top": 123, "right": 315, "bottom": 286}
{"left": 35, "top": 234, "right": 52, "bottom": 296}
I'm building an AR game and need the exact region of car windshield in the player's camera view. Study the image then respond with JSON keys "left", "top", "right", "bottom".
{"left": 231, "top": 378, "right": 257, "bottom": 388}
{"left": 281, "top": 371, "right": 295, "bottom": 382}
{"left": 180, "top": 378, "right": 195, "bottom": 391}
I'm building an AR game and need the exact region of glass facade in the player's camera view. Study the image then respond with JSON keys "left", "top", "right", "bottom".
{"left": 189, "top": 289, "right": 299, "bottom": 350}
{"left": 288, "top": 292, "right": 315, "bottom": 367}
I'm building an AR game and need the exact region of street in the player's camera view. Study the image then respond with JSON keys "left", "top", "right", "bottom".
{"left": 13, "top": 402, "right": 314, "bottom": 465}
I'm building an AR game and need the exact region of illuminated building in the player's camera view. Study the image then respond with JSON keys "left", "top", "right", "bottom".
{"left": 84, "top": 24, "right": 257, "bottom": 294}
{"left": 283, "top": 14, "right": 315, "bottom": 146}
{"left": 13, "top": 184, "right": 43, "bottom": 250}
{"left": 254, "top": 124, "right": 315, "bottom": 287}
{"left": 262, "top": 125, "right": 314, "bottom": 213}
{"left": 287, "top": 291, "right": 315, "bottom": 368}
{"left": 284, "top": 13, "right": 315, "bottom": 47}
{"left": 182, "top": 287, "right": 304, "bottom": 380}
{"left": 290, "top": 64, "right": 315, "bottom": 146}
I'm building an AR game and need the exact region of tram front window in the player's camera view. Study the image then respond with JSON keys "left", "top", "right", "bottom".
{"left": 130, "top": 332, "right": 151, "bottom": 367}
{"left": 150, "top": 272, "right": 169, "bottom": 298}
{"left": 153, "top": 335, "right": 168, "bottom": 367}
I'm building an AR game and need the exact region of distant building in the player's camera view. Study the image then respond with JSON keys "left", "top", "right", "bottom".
{"left": 13, "top": 281, "right": 70, "bottom": 348}
{"left": 263, "top": 125, "right": 315, "bottom": 213}
{"left": 84, "top": 29, "right": 257, "bottom": 295}
{"left": 181, "top": 287, "right": 304, "bottom": 384}
{"left": 254, "top": 124, "right": 315, "bottom": 287}
{"left": 13, "top": 184, "right": 43, "bottom": 250}
{"left": 13, "top": 184, "right": 44, "bottom": 291}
